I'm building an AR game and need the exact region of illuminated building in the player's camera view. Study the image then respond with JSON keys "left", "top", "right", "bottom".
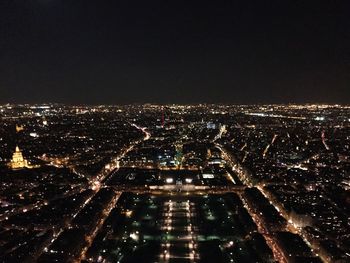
{"left": 16, "top": 124, "right": 24, "bottom": 132}
{"left": 8, "top": 146, "right": 33, "bottom": 170}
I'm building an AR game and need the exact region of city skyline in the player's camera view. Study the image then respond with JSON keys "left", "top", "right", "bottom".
{"left": 0, "top": 104, "right": 349, "bottom": 262}
{"left": 1, "top": 1, "right": 349, "bottom": 262}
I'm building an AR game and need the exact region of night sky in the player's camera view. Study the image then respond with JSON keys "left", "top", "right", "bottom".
{"left": 1, "top": 0, "right": 350, "bottom": 104}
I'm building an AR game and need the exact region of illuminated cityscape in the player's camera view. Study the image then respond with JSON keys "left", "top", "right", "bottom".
{"left": 1, "top": 1, "right": 350, "bottom": 262}
{"left": 0, "top": 104, "right": 349, "bottom": 263}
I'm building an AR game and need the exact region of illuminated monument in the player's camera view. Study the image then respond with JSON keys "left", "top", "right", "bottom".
{"left": 8, "top": 146, "right": 33, "bottom": 170}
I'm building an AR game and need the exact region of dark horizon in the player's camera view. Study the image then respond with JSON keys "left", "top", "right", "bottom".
{"left": 1, "top": 0, "right": 350, "bottom": 104}
{"left": 2, "top": 102, "right": 350, "bottom": 107}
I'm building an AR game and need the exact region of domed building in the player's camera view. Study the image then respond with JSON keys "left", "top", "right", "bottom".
{"left": 8, "top": 146, "right": 33, "bottom": 170}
